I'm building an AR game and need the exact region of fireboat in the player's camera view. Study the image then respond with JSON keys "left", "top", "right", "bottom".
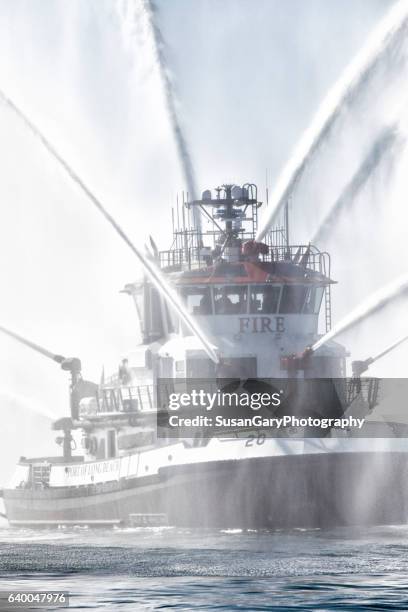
{"left": 2, "top": 183, "right": 408, "bottom": 528}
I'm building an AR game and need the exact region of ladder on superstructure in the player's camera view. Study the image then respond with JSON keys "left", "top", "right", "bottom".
{"left": 324, "top": 285, "right": 332, "bottom": 332}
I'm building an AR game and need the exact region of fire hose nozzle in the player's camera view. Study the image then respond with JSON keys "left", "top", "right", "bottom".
{"left": 352, "top": 358, "right": 374, "bottom": 377}
{"left": 302, "top": 346, "right": 314, "bottom": 359}
{"left": 60, "top": 357, "right": 82, "bottom": 374}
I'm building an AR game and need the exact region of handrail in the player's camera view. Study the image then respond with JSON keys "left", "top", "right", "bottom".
{"left": 96, "top": 385, "right": 154, "bottom": 414}
{"left": 159, "top": 242, "right": 331, "bottom": 277}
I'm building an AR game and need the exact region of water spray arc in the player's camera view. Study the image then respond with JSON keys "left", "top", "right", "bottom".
{"left": 0, "top": 88, "right": 218, "bottom": 364}
{"left": 0, "top": 390, "right": 54, "bottom": 421}
{"left": 0, "top": 324, "right": 85, "bottom": 426}
{"left": 313, "top": 125, "right": 401, "bottom": 244}
{"left": 311, "top": 274, "right": 408, "bottom": 352}
{"left": 352, "top": 332, "right": 408, "bottom": 376}
{"left": 0, "top": 324, "right": 65, "bottom": 364}
{"left": 129, "top": 0, "right": 201, "bottom": 228}
{"left": 256, "top": 0, "right": 408, "bottom": 241}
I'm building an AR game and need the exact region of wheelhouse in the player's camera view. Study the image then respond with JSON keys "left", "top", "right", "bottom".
{"left": 178, "top": 283, "right": 325, "bottom": 316}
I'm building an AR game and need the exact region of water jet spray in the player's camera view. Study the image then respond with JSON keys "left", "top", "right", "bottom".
{"left": 0, "top": 324, "right": 89, "bottom": 457}
{"left": 352, "top": 333, "right": 408, "bottom": 376}
{"left": 313, "top": 124, "right": 401, "bottom": 244}
{"left": 311, "top": 274, "right": 408, "bottom": 352}
{"left": 256, "top": 0, "right": 408, "bottom": 241}
{"left": 119, "top": 0, "right": 201, "bottom": 229}
{"left": 0, "top": 88, "right": 218, "bottom": 364}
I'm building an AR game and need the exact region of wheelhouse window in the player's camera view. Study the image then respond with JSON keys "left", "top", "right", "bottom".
{"left": 279, "top": 285, "right": 308, "bottom": 314}
{"left": 180, "top": 286, "right": 212, "bottom": 315}
{"left": 303, "top": 286, "right": 324, "bottom": 314}
{"left": 214, "top": 285, "right": 248, "bottom": 314}
{"left": 250, "top": 285, "right": 281, "bottom": 314}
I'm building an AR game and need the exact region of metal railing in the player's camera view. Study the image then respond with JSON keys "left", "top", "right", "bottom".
{"left": 97, "top": 385, "right": 154, "bottom": 414}
{"left": 159, "top": 241, "right": 331, "bottom": 277}
{"left": 262, "top": 243, "right": 331, "bottom": 277}
{"left": 347, "top": 378, "right": 380, "bottom": 411}
{"left": 159, "top": 246, "right": 202, "bottom": 271}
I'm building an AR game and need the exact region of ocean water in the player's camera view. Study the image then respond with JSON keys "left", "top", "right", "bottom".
{"left": 1, "top": 524, "right": 408, "bottom": 610}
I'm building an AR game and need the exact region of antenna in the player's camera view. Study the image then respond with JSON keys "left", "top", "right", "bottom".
{"left": 182, "top": 190, "right": 189, "bottom": 263}
{"left": 265, "top": 168, "right": 269, "bottom": 206}
{"left": 285, "top": 200, "right": 290, "bottom": 257}
{"left": 182, "top": 190, "right": 186, "bottom": 231}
